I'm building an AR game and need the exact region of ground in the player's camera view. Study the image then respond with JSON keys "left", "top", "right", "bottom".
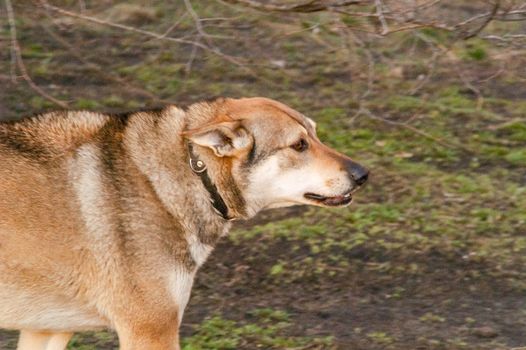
{"left": 0, "top": 1, "right": 525, "bottom": 349}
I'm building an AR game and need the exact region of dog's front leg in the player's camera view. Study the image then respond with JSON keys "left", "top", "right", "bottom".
{"left": 116, "top": 320, "right": 181, "bottom": 350}
{"left": 17, "top": 330, "right": 73, "bottom": 350}
{"left": 114, "top": 266, "right": 194, "bottom": 350}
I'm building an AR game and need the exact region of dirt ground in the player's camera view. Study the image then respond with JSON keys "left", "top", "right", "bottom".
{"left": 1, "top": 1, "right": 525, "bottom": 349}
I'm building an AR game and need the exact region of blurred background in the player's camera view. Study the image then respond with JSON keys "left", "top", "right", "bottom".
{"left": 1, "top": 0, "right": 526, "bottom": 349}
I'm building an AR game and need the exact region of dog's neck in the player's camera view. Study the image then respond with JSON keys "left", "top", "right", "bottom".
{"left": 181, "top": 101, "right": 250, "bottom": 220}
{"left": 124, "top": 105, "right": 233, "bottom": 249}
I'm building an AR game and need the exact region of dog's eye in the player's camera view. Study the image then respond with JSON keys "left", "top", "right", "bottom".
{"left": 290, "top": 138, "right": 308, "bottom": 152}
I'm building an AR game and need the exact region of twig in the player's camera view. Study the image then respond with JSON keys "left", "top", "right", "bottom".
{"left": 477, "top": 60, "right": 506, "bottom": 83}
{"left": 455, "top": 3, "right": 526, "bottom": 32}
{"left": 185, "top": 39, "right": 201, "bottom": 74}
{"left": 40, "top": 24, "right": 172, "bottom": 105}
{"left": 483, "top": 33, "right": 526, "bottom": 41}
{"left": 184, "top": 0, "right": 213, "bottom": 46}
{"left": 462, "top": 0, "right": 500, "bottom": 39}
{"left": 453, "top": 65, "right": 484, "bottom": 110}
{"left": 200, "top": 16, "right": 243, "bottom": 22}
{"left": 221, "top": 0, "right": 367, "bottom": 13}
{"left": 335, "top": 15, "right": 356, "bottom": 86}
{"left": 78, "top": 0, "right": 86, "bottom": 13}
{"left": 455, "top": 10, "right": 494, "bottom": 29}
{"left": 38, "top": 1, "right": 247, "bottom": 69}
{"left": 9, "top": 18, "right": 17, "bottom": 83}
{"left": 355, "top": 34, "right": 375, "bottom": 99}
{"left": 411, "top": 0, "right": 442, "bottom": 13}
{"left": 496, "top": 9, "right": 526, "bottom": 21}
{"left": 409, "top": 50, "right": 440, "bottom": 95}
{"left": 333, "top": 13, "right": 375, "bottom": 103}
{"left": 334, "top": 10, "right": 455, "bottom": 35}
{"left": 374, "top": 0, "right": 389, "bottom": 35}
{"left": 409, "top": 32, "right": 445, "bottom": 95}
{"left": 157, "top": 11, "right": 189, "bottom": 39}
{"left": 358, "top": 107, "right": 476, "bottom": 154}
{"left": 5, "top": 0, "right": 68, "bottom": 108}
{"left": 183, "top": 0, "right": 234, "bottom": 73}
{"left": 270, "top": 22, "right": 320, "bottom": 40}
{"left": 40, "top": 1, "right": 281, "bottom": 86}
{"left": 394, "top": 0, "right": 437, "bottom": 19}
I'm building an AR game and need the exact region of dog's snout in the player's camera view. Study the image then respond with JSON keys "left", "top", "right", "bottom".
{"left": 345, "top": 160, "right": 369, "bottom": 186}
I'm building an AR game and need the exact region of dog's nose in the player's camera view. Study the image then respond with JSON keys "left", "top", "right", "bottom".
{"left": 354, "top": 168, "right": 369, "bottom": 186}
{"left": 345, "top": 161, "right": 369, "bottom": 186}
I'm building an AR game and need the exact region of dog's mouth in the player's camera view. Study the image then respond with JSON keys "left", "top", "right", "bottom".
{"left": 304, "top": 191, "right": 353, "bottom": 207}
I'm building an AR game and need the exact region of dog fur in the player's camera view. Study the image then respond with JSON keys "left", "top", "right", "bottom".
{"left": 0, "top": 97, "right": 368, "bottom": 350}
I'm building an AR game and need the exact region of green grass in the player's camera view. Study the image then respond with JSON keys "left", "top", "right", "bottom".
{"left": 182, "top": 309, "right": 334, "bottom": 350}
{"left": 68, "top": 331, "right": 117, "bottom": 350}
{"left": 366, "top": 331, "right": 395, "bottom": 345}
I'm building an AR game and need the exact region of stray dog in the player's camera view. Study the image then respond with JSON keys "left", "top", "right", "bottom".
{"left": 0, "top": 97, "right": 368, "bottom": 350}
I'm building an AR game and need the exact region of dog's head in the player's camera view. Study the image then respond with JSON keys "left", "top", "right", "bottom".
{"left": 183, "top": 97, "right": 368, "bottom": 218}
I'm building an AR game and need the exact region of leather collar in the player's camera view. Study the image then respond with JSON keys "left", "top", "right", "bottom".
{"left": 187, "top": 142, "right": 234, "bottom": 221}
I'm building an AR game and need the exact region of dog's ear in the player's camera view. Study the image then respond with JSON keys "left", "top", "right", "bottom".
{"left": 306, "top": 117, "right": 317, "bottom": 130}
{"left": 183, "top": 121, "right": 252, "bottom": 157}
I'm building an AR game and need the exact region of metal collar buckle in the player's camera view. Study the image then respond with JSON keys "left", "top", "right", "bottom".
{"left": 189, "top": 157, "right": 207, "bottom": 173}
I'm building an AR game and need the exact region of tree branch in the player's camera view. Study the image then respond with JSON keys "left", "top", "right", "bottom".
{"left": 221, "top": 0, "right": 368, "bottom": 13}
{"left": 462, "top": 0, "right": 500, "bottom": 40}
{"left": 38, "top": 1, "right": 247, "bottom": 69}
{"left": 5, "top": 0, "right": 68, "bottom": 108}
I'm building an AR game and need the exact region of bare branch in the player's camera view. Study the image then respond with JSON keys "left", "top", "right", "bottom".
{"left": 39, "top": 24, "right": 172, "bottom": 105}
{"left": 375, "top": 0, "right": 389, "bottom": 35}
{"left": 185, "top": 40, "right": 201, "bottom": 74}
{"left": 78, "top": 0, "right": 86, "bottom": 13}
{"left": 157, "top": 11, "right": 189, "bottom": 39}
{"left": 221, "top": 0, "right": 368, "bottom": 13}
{"left": 462, "top": 0, "right": 500, "bottom": 40}
{"left": 5, "top": 0, "right": 68, "bottom": 108}
{"left": 409, "top": 50, "right": 441, "bottom": 95}
{"left": 184, "top": 0, "right": 214, "bottom": 46}
{"left": 38, "top": 1, "right": 247, "bottom": 69}
{"left": 454, "top": 65, "right": 484, "bottom": 110}
{"left": 483, "top": 34, "right": 526, "bottom": 42}
{"left": 358, "top": 108, "right": 476, "bottom": 154}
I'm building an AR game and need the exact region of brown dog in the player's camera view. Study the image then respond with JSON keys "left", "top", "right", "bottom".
{"left": 0, "top": 97, "right": 368, "bottom": 349}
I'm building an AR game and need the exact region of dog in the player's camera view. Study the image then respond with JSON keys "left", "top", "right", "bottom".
{"left": 0, "top": 97, "right": 368, "bottom": 350}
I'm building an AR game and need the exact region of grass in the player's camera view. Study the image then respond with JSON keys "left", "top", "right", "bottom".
{"left": 182, "top": 309, "right": 334, "bottom": 350}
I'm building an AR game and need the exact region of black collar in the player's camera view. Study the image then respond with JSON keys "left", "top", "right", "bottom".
{"left": 187, "top": 142, "right": 234, "bottom": 221}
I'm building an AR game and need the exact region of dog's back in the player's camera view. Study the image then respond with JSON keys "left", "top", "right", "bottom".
{"left": 0, "top": 112, "right": 110, "bottom": 160}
